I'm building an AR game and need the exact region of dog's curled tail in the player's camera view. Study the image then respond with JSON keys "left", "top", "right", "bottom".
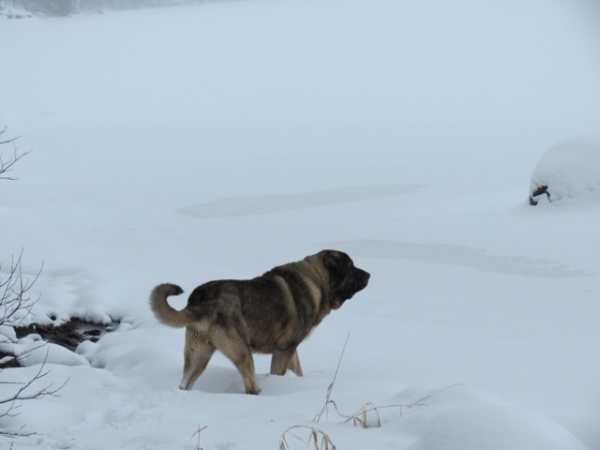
{"left": 150, "top": 283, "right": 193, "bottom": 328}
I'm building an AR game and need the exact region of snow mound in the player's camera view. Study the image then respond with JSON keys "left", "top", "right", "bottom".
{"left": 391, "top": 385, "right": 588, "bottom": 450}
{"left": 17, "top": 338, "right": 90, "bottom": 367}
{"left": 411, "top": 405, "right": 588, "bottom": 450}
{"left": 529, "top": 137, "right": 600, "bottom": 205}
{"left": 0, "top": 325, "right": 17, "bottom": 343}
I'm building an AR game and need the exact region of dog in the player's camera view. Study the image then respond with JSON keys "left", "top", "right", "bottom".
{"left": 150, "top": 250, "right": 370, "bottom": 394}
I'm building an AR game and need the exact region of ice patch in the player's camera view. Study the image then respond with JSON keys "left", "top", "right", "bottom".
{"left": 328, "top": 240, "right": 592, "bottom": 278}
{"left": 178, "top": 184, "right": 425, "bottom": 218}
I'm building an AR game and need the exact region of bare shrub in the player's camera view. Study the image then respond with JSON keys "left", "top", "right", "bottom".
{"left": 0, "top": 127, "right": 65, "bottom": 439}
{"left": 0, "top": 252, "right": 42, "bottom": 330}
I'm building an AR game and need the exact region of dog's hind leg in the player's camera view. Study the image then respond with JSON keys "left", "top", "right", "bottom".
{"left": 212, "top": 328, "right": 261, "bottom": 395}
{"left": 180, "top": 328, "right": 215, "bottom": 391}
{"left": 236, "top": 350, "right": 260, "bottom": 395}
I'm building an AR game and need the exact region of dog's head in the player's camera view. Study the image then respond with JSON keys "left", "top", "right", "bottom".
{"left": 320, "top": 250, "right": 370, "bottom": 309}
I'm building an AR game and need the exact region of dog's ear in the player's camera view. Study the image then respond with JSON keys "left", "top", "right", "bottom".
{"left": 321, "top": 250, "right": 340, "bottom": 270}
{"left": 321, "top": 250, "right": 353, "bottom": 268}
{"left": 321, "top": 250, "right": 348, "bottom": 291}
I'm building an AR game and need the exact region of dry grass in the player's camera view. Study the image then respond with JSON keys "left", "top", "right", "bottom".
{"left": 313, "top": 333, "right": 350, "bottom": 423}
{"left": 191, "top": 425, "right": 207, "bottom": 450}
{"left": 315, "top": 383, "right": 464, "bottom": 428}
{"left": 279, "top": 425, "right": 336, "bottom": 450}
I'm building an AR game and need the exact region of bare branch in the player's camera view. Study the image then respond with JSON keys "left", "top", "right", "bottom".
{"left": 0, "top": 425, "right": 35, "bottom": 439}
{"left": 0, "top": 127, "right": 30, "bottom": 181}
{"left": 0, "top": 250, "right": 43, "bottom": 328}
{"left": 0, "top": 127, "right": 20, "bottom": 146}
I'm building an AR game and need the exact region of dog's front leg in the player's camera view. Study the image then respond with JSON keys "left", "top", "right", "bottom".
{"left": 287, "top": 350, "right": 303, "bottom": 376}
{"left": 270, "top": 348, "right": 299, "bottom": 376}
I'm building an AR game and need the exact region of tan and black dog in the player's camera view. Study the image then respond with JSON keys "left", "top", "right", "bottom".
{"left": 150, "top": 250, "right": 370, "bottom": 394}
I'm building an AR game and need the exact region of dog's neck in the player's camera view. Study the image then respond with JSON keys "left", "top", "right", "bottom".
{"left": 305, "top": 257, "right": 326, "bottom": 285}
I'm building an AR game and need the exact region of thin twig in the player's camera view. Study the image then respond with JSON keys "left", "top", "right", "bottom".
{"left": 0, "top": 127, "right": 20, "bottom": 145}
{"left": 191, "top": 425, "right": 207, "bottom": 450}
{"left": 313, "top": 332, "right": 350, "bottom": 423}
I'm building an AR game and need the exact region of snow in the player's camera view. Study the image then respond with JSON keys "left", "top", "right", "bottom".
{"left": 1, "top": 0, "right": 600, "bottom": 449}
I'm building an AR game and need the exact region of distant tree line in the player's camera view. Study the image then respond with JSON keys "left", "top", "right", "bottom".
{"left": 1, "top": 0, "right": 203, "bottom": 16}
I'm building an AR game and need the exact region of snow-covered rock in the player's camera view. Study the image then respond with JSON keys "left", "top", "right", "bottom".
{"left": 529, "top": 138, "right": 600, "bottom": 205}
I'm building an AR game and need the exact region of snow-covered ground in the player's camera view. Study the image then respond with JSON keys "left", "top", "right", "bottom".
{"left": 1, "top": 1, "right": 600, "bottom": 448}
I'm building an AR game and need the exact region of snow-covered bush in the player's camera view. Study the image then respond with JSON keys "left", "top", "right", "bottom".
{"left": 2, "top": 0, "right": 205, "bottom": 16}
{"left": 9, "top": 0, "right": 74, "bottom": 16}
{"left": 529, "top": 137, "right": 600, "bottom": 205}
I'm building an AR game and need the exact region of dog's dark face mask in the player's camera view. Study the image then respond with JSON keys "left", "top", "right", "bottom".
{"left": 322, "top": 250, "right": 370, "bottom": 309}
